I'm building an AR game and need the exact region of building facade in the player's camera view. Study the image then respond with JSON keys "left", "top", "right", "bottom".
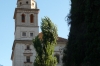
{"left": 11, "top": 0, "right": 67, "bottom": 66}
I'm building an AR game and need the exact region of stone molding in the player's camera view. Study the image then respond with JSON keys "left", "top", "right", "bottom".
{"left": 15, "top": 25, "right": 39, "bottom": 27}
{"left": 23, "top": 53, "right": 33, "bottom": 56}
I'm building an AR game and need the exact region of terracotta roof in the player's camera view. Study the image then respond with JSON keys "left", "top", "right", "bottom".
{"left": 57, "top": 37, "right": 67, "bottom": 42}
{"left": 38, "top": 32, "right": 67, "bottom": 42}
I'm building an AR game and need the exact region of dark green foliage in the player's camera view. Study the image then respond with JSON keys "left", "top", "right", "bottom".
{"left": 83, "top": 0, "right": 100, "bottom": 66}
{"left": 33, "top": 17, "right": 58, "bottom": 66}
{"left": 63, "top": 0, "right": 100, "bottom": 66}
{"left": 33, "top": 36, "right": 44, "bottom": 66}
{"left": 63, "top": 0, "right": 86, "bottom": 66}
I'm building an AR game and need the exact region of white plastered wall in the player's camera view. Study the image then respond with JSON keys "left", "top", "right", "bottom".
{"left": 15, "top": 26, "right": 39, "bottom": 40}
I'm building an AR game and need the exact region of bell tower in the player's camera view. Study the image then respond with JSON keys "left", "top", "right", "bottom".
{"left": 11, "top": 0, "right": 39, "bottom": 66}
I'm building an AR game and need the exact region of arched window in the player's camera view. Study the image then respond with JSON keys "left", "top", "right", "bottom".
{"left": 30, "top": 14, "right": 34, "bottom": 23}
{"left": 21, "top": 14, "right": 25, "bottom": 22}
{"left": 54, "top": 54, "right": 60, "bottom": 63}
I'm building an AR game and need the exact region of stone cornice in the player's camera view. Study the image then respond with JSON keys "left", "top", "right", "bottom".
{"left": 23, "top": 53, "right": 33, "bottom": 56}
{"left": 12, "top": 40, "right": 67, "bottom": 51}
{"left": 15, "top": 25, "right": 39, "bottom": 27}
{"left": 12, "top": 40, "right": 33, "bottom": 50}
{"left": 24, "top": 62, "right": 32, "bottom": 64}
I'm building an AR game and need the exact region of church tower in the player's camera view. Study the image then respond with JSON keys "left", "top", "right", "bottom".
{"left": 11, "top": 0, "right": 39, "bottom": 66}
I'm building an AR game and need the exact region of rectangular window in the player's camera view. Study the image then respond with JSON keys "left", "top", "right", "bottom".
{"left": 30, "top": 32, "right": 34, "bottom": 37}
{"left": 26, "top": 45, "right": 30, "bottom": 50}
{"left": 26, "top": 56, "right": 30, "bottom": 62}
{"left": 29, "top": 31, "right": 34, "bottom": 38}
{"left": 22, "top": 32, "right": 26, "bottom": 37}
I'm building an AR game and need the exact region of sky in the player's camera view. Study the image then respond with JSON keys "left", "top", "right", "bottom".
{"left": 0, "top": 0, "right": 70, "bottom": 66}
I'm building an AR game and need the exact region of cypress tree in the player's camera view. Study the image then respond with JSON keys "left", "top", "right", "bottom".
{"left": 63, "top": 0, "right": 86, "bottom": 66}
{"left": 63, "top": 0, "right": 100, "bottom": 66}
{"left": 33, "top": 17, "right": 58, "bottom": 66}
{"left": 83, "top": 0, "right": 100, "bottom": 66}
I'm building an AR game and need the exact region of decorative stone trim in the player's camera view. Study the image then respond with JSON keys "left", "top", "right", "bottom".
{"left": 23, "top": 53, "right": 33, "bottom": 56}
{"left": 24, "top": 62, "right": 32, "bottom": 64}
{"left": 25, "top": 49, "right": 31, "bottom": 50}
{"left": 16, "top": 25, "right": 39, "bottom": 27}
